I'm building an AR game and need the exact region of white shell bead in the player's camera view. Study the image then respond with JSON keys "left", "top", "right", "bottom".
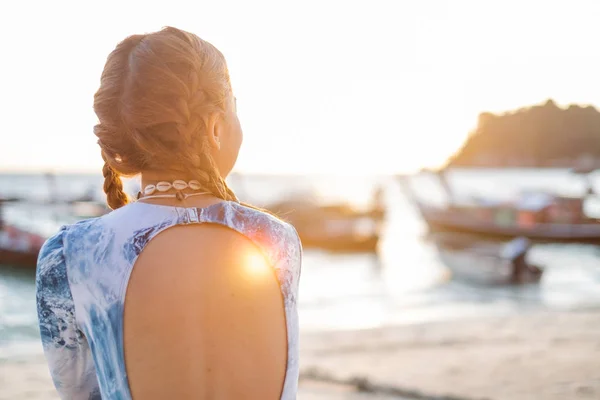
{"left": 172, "top": 180, "right": 188, "bottom": 190}
{"left": 156, "top": 182, "right": 172, "bottom": 192}
{"left": 188, "top": 180, "right": 202, "bottom": 190}
{"left": 141, "top": 179, "right": 208, "bottom": 199}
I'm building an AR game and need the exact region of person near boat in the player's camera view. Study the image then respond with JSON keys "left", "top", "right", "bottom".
{"left": 433, "top": 233, "right": 544, "bottom": 285}
{"left": 501, "top": 237, "right": 541, "bottom": 283}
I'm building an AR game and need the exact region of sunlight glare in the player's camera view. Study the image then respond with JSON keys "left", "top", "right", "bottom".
{"left": 242, "top": 251, "right": 271, "bottom": 280}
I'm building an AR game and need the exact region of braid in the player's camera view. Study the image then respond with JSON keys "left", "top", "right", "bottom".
{"left": 193, "top": 138, "right": 238, "bottom": 202}
{"left": 95, "top": 34, "right": 146, "bottom": 211}
{"left": 195, "top": 160, "right": 237, "bottom": 202}
{"left": 101, "top": 152, "right": 129, "bottom": 210}
{"left": 173, "top": 89, "right": 238, "bottom": 203}
{"left": 222, "top": 181, "right": 239, "bottom": 202}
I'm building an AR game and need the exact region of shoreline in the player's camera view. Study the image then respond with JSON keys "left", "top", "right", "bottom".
{"left": 1, "top": 309, "right": 599, "bottom": 400}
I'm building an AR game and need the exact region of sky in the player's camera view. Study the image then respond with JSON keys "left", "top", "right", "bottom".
{"left": 1, "top": 0, "right": 600, "bottom": 175}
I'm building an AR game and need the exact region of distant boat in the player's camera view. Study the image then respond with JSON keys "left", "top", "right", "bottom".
{"left": 267, "top": 198, "right": 383, "bottom": 253}
{"left": 0, "top": 224, "right": 45, "bottom": 269}
{"left": 416, "top": 202, "right": 600, "bottom": 242}
{"left": 400, "top": 172, "right": 600, "bottom": 242}
{"left": 433, "top": 233, "right": 544, "bottom": 285}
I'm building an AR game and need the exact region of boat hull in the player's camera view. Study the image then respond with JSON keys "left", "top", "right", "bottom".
{"left": 268, "top": 200, "right": 382, "bottom": 253}
{"left": 437, "top": 248, "right": 543, "bottom": 285}
{"left": 298, "top": 233, "right": 379, "bottom": 253}
{"left": 0, "top": 225, "right": 45, "bottom": 269}
{"left": 421, "top": 206, "right": 600, "bottom": 242}
{"left": 432, "top": 233, "right": 544, "bottom": 285}
{"left": 0, "top": 248, "right": 39, "bottom": 269}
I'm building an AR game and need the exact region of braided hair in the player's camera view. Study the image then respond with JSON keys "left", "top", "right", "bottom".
{"left": 94, "top": 27, "right": 241, "bottom": 210}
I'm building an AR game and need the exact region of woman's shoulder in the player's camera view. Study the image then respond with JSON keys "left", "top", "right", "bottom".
{"left": 37, "top": 217, "right": 103, "bottom": 267}
{"left": 215, "top": 202, "right": 302, "bottom": 254}
{"left": 227, "top": 201, "right": 297, "bottom": 231}
{"left": 36, "top": 225, "right": 68, "bottom": 279}
{"left": 36, "top": 220, "right": 96, "bottom": 299}
{"left": 199, "top": 201, "right": 302, "bottom": 304}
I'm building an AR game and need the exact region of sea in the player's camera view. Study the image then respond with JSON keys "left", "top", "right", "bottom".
{"left": 1, "top": 168, "right": 600, "bottom": 361}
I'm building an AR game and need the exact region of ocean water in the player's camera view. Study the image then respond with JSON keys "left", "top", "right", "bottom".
{"left": 1, "top": 169, "right": 600, "bottom": 360}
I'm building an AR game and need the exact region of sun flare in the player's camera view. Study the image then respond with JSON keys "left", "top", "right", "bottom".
{"left": 242, "top": 251, "right": 271, "bottom": 279}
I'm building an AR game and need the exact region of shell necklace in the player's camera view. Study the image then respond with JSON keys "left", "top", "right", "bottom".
{"left": 137, "top": 179, "right": 211, "bottom": 201}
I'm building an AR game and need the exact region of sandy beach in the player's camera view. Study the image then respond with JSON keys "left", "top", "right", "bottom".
{"left": 300, "top": 309, "right": 600, "bottom": 400}
{"left": 2, "top": 309, "right": 599, "bottom": 400}
{"left": 0, "top": 356, "right": 404, "bottom": 400}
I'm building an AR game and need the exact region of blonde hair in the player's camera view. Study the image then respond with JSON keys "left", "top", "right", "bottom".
{"left": 94, "top": 27, "right": 238, "bottom": 209}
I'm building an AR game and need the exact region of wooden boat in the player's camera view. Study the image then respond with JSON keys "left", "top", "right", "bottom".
{"left": 267, "top": 199, "right": 382, "bottom": 253}
{"left": 0, "top": 224, "right": 46, "bottom": 269}
{"left": 399, "top": 173, "right": 600, "bottom": 242}
{"left": 433, "top": 233, "right": 544, "bottom": 285}
{"left": 295, "top": 216, "right": 380, "bottom": 253}
{"left": 417, "top": 202, "right": 600, "bottom": 242}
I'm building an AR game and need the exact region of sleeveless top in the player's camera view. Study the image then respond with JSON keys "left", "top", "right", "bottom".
{"left": 35, "top": 201, "right": 302, "bottom": 400}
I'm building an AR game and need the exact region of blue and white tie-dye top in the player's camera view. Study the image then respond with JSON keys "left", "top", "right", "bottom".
{"left": 35, "top": 201, "right": 302, "bottom": 400}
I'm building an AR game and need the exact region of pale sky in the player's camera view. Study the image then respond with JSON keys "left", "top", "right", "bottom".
{"left": 1, "top": 0, "right": 600, "bottom": 175}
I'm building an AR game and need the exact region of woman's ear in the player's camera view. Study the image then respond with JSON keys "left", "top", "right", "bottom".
{"left": 204, "top": 113, "right": 221, "bottom": 150}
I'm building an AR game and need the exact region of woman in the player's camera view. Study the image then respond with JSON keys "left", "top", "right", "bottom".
{"left": 36, "top": 27, "right": 302, "bottom": 399}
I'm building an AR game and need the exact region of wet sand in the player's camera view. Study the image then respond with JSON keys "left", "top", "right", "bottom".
{"left": 2, "top": 310, "right": 599, "bottom": 400}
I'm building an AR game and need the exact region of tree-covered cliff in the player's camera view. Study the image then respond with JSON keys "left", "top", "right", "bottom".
{"left": 447, "top": 100, "right": 600, "bottom": 168}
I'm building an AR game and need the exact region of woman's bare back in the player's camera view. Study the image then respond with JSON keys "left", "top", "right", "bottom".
{"left": 124, "top": 223, "right": 287, "bottom": 399}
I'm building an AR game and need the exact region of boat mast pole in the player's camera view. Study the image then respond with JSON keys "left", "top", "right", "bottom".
{"left": 583, "top": 172, "right": 596, "bottom": 197}
{"left": 436, "top": 168, "right": 455, "bottom": 205}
